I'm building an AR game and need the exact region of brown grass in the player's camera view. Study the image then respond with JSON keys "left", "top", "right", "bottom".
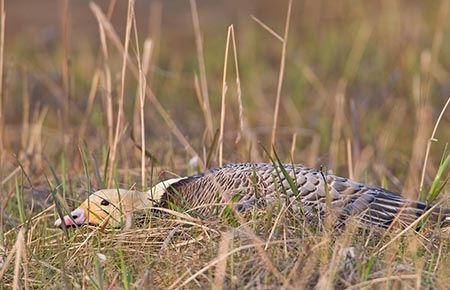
{"left": 0, "top": 0, "right": 449, "bottom": 289}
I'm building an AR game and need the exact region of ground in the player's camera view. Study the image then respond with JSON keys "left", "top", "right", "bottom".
{"left": 0, "top": 0, "right": 449, "bottom": 289}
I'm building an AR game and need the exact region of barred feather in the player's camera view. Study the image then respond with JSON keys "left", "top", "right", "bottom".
{"left": 159, "top": 163, "right": 450, "bottom": 228}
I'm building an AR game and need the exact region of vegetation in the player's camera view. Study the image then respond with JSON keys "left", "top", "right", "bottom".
{"left": 0, "top": 0, "right": 449, "bottom": 289}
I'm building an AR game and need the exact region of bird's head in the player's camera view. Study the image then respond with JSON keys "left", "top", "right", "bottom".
{"left": 54, "top": 189, "right": 151, "bottom": 228}
{"left": 54, "top": 178, "right": 186, "bottom": 229}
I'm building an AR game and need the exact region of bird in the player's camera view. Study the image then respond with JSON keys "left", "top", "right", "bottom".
{"left": 54, "top": 162, "right": 450, "bottom": 229}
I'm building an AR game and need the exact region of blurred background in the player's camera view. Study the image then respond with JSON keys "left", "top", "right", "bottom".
{"left": 0, "top": 0, "right": 449, "bottom": 204}
{"left": 1, "top": 2, "right": 449, "bottom": 288}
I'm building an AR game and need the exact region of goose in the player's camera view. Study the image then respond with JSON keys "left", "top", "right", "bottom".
{"left": 54, "top": 162, "right": 450, "bottom": 229}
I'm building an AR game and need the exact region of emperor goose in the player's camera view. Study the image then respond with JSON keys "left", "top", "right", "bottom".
{"left": 54, "top": 163, "right": 450, "bottom": 229}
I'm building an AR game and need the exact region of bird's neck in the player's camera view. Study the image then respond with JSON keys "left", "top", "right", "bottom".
{"left": 125, "top": 190, "right": 153, "bottom": 211}
{"left": 146, "top": 177, "right": 187, "bottom": 203}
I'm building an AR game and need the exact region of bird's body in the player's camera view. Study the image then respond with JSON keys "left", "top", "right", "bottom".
{"left": 158, "top": 163, "right": 449, "bottom": 228}
{"left": 55, "top": 162, "right": 450, "bottom": 229}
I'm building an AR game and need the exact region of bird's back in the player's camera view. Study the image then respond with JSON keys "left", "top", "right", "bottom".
{"left": 159, "top": 163, "right": 450, "bottom": 228}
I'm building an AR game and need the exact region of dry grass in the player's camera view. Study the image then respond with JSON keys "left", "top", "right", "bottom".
{"left": 0, "top": 0, "right": 450, "bottom": 289}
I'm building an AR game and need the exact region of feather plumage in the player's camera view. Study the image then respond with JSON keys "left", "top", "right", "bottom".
{"left": 55, "top": 163, "right": 450, "bottom": 229}
{"left": 158, "top": 163, "right": 450, "bottom": 228}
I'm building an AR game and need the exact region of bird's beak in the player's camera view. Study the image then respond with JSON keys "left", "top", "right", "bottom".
{"left": 54, "top": 207, "right": 86, "bottom": 227}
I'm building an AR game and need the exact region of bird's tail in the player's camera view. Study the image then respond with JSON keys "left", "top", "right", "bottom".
{"left": 337, "top": 191, "right": 450, "bottom": 228}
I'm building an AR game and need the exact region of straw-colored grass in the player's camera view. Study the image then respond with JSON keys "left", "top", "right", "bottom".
{"left": 0, "top": 0, "right": 449, "bottom": 289}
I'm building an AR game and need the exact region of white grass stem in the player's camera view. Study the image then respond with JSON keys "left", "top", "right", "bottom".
{"left": 108, "top": 0, "right": 134, "bottom": 187}
{"left": 190, "top": 0, "right": 213, "bottom": 139}
{"left": 218, "top": 26, "right": 232, "bottom": 167}
{"left": 0, "top": 0, "right": 4, "bottom": 153}
{"left": 251, "top": 15, "right": 283, "bottom": 42}
{"left": 90, "top": 2, "right": 202, "bottom": 167}
{"left": 419, "top": 96, "right": 450, "bottom": 193}
{"left": 270, "top": 0, "right": 292, "bottom": 156}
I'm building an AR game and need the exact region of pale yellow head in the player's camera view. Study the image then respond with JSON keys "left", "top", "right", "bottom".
{"left": 55, "top": 189, "right": 151, "bottom": 228}
{"left": 55, "top": 178, "right": 186, "bottom": 229}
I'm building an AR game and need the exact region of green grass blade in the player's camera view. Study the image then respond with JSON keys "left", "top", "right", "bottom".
{"left": 79, "top": 143, "right": 92, "bottom": 195}
{"left": 119, "top": 247, "right": 130, "bottom": 290}
{"left": 427, "top": 147, "right": 450, "bottom": 204}
{"left": 15, "top": 176, "right": 26, "bottom": 225}
{"left": 103, "top": 147, "right": 111, "bottom": 189}
{"left": 272, "top": 146, "right": 300, "bottom": 199}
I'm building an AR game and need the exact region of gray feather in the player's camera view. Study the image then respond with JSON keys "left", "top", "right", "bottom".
{"left": 158, "top": 163, "right": 450, "bottom": 228}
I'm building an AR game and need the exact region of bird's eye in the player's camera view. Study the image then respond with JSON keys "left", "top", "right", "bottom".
{"left": 100, "top": 199, "right": 110, "bottom": 206}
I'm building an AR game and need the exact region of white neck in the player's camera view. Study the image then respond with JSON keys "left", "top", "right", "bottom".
{"left": 146, "top": 177, "right": 187, "bottom": 203}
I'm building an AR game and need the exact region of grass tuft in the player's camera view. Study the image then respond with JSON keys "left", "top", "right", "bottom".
{"left": 0, "top": 1, "right": 449, "bottom": 289}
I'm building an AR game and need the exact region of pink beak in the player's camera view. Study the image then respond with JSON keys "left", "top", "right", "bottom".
{"left": 54, "top": 207, "right": 86, "bottom": 227}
